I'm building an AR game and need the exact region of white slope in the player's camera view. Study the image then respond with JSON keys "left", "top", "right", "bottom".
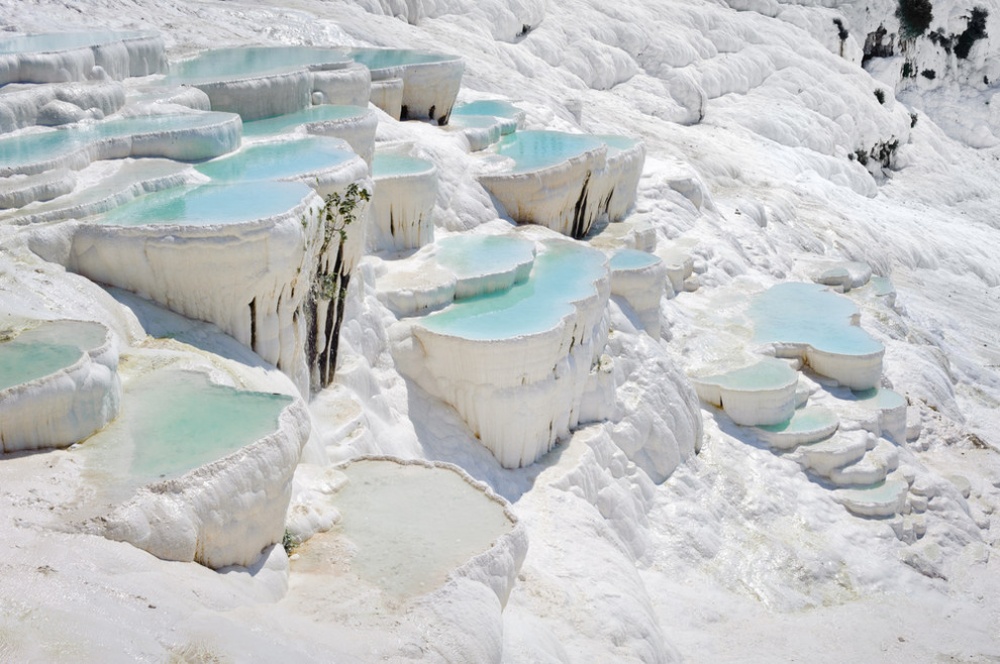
{"left": 1, "top": 0, "right": 1000, "bottom": 662}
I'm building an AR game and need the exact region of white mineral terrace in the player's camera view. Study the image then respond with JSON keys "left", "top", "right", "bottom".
{"left": 394, "top": 237, "right": 610, "bottom": 468}
{"left": 242, "top": 104, "right": 378, "bottom": 164}
{"left": 163, "top": 46, "right": 371, "bottom": 121}
{"left": 347, "top": 48, "right": 464, "bottom": 123}
{"left": 81, "top": 366, "right": 308, "bottom": 569}
{"left": 68, "top": 180, "right": 323, "bottom": 394}
{"left": 0, "top": 80, "right": 127, "bottom": 134}
{"left": 0, "top": 111, "right": 242, "bottom": 178}
{"left": 0, "top": 30, "right": 167, "bottom": 85}
{"left": 448, "top": 99, "right": 523, "bottom": 151}
{"left": 478, "top": 130, "right": 645, "bottom": 239}
{"left": 368, "top": 150, "right": 437, "bottom": 252}
{"left": 692, "top": 357, "right": 800, "bottom": 426}
{"left": 0, "top": 318, "right": 120, "bottom": 452}
{"left": 609, "top": 248, "right": 667, "bottom": 337}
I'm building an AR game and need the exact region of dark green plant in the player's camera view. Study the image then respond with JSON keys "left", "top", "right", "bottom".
{"left": 922, "top": 68, "right": 937, "bottom": 79}
{"left": 282, "top": 530, "right": 298, "bottom": 555}
{"left": 910, "top": 112, "right": 918, "bottom": 127}
{"left": 874, "top": 88, "right": 886, "bottom": 104}
{"left": 896, "top": 0, "right": 934, "bottom": 38}
{"left": 317, "top": 182, "right": 371, "bottom": 257}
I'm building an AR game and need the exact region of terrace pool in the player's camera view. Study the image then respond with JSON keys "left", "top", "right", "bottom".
{"left": 421, "top": 240, "right": 605, "bottom": 340}
{"left": 494, "top": 130, "right": 603, "bottom": 174}
{"left": 96, "top": 180, "right": 312, "bottom": 226}
{"left": 750, "top": 282, "right": 883, "bottom": 356}
{"left": 195, "top": 136, "right": 356, "bottom": 182}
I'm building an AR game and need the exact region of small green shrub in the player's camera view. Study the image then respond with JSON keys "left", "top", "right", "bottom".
{"left": 910, "top": 112, "right": 918, "bottom": 127}
{"left": 874, "top": 89, "right": 886, "bottom": 104}
{"left": 922, "top": 69, "right": 937, "bottom": 79}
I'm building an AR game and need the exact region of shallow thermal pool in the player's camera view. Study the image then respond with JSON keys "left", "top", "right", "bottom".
{"left": 494, "top": 130, "right": 604, "bottom": 174}
{"left": 749, "top": 282, "right": 883, "bottom": 356}
{"left": 95, "top": 180, "right": 312, "bottom": 226}
{"left": 0, "top": 30, "right": 150, "bottom": 54}
{"left": 451, "top": 100, "right": 522, "bottom": 119}
{"left": 420, "top": 240, "right": 605, "bottom": 340}
{"left": 372, "top": 153, "right": 435, "bottom": 177}
{"left": 242, "top": 105, "right": 368, "bottom": 138}
{"left": 758, "top": 405, "right": 839, "bottom": 434}
{"left": 0, "top": 320, "right": 106, "bottom": 391}
{"left": 595, "top": 134, "right": 641, "bottom": 153}
{"left": 851, "top": 386, "right": 906, "bottom": 409}
{"left": 345, "top": 47, "right": 459, "bottom": 71}
{"left": 435, "top": 235, "right": 535, "bottom": 288}
{"left": 165, "top": 46, "right": 348, "bottom": 84}
{"left": 83, "top": 369, "right": 292, "bottom": 489}
{"left": 698, "top": 357, "right": 798, "bottom": 391}
{"left": 196, "top": 137, "right": 356, "bottom": 182}
{"left": 0, "top": 113, "right": 237, "bottom": 170}
{"left": 330, "top": 459, "right": 514, "bottom": 597}
{"left": 610, "top": 248, "right": 660, "bottom": 271}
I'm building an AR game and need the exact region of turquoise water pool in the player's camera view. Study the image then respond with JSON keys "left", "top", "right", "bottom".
{"left": 372, "top": 153, "right": 434, "bottom": 177}
{"left": 494, "top": 130, "right": 603, "bottom": 173}
{"left": 124, "top": 370, "right": 292, "bottom": 482}
{"left": 166, "top": 46, "right": 348, "bottom": 84}
{"left": 758, "top": 406, "right": 839, "bottom": 434}
{"left": 750, "top": 282, "right": 883, "bottom": 356}
{"left": 96, "top": 180, "right": 311, "bottom": 226}
{"left": 610, "top": 249, "right": 659, "bottom": 270}
{"left": 196, "top": 137, "right": 356, "bottom": 182}
{"left": 0, "top": 112, "right": 237, "bottom": 169}
{"left": 421, "top": 241, "right": 605, "bottom": 340}
{"left": 452, "top": 100, "right": 522, "bottom": 119}
{"left": 0, "top": 320, "right": 106, "bottom": 391}
{"left": 242, "top": 105, "right": 368, "bottom": 138}
{"left": 435, "top": 235, "right": 535, "bottom": 283}
{"left": 345, "top": 47, "right": 457, "bottom": 71}
{"left": 698, "top": 358, "right": 798, "bottom": 391}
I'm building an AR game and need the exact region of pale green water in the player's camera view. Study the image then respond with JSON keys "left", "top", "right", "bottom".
{"left": 0, "top": 320, "right": 106, "bottom": 390}
{"left": 166, "top": 46, "right": 347, "bottom": 84}
{"left": 452, "top": 100, "right": 521, "bottom": 119}
{"left": 750, "top": 282, "right": 883, "bottom": 356}
{"left": 421, "top": 241, "right": 605, "bottom": 340}
{"left": 0, "top": 342, "right": 82, "bottom": 391}
{"left": 335, "top": 459, "right": 514, "bottom": 597}
{"left": 435, "top": 235, "right": 535, "bottom": 281}
{"left": 871, "top": 276, "right": 894, "bottom": 296}
{"left": 758, "top": 406, "right": 838, "bottom": 433}
{"left": 610, "top": 249, "right": 659, "bottom": 270}
{"left": 852, "top": 387, "right": 906, "bottom": 409}
{"left": 0, "top": 113, "right": 237, "bottom": 168}
{"left": 97, "top": 180, "right": 311, "bottom": 226}
{"left": 345, "top": 48, "right": 457, "bottom": 71}
{"left": 838, "top": 476, "right": 907, "bottom": 503}
{"left": 495, "top": 130, "right": 603, "bottom": 173}
{"left": 0, "top": 30, "right": 150, "bottom": 54}
{"left": 372, "top": 154, "right": 434, "bottom": 177}
{"left": 699, "top": 358, "right": 797, "bottom": 390}
{"left": 196, "top": 137, "right": 355, "bottom": 182}
{"left": 595, "top": 134, "right": 640, "bottom": 154}
{"left": 125, "top": 370, "right": 292, "bottom": 482}
{"left": 242, "top": 105, "right": 367, "bottom": 137}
